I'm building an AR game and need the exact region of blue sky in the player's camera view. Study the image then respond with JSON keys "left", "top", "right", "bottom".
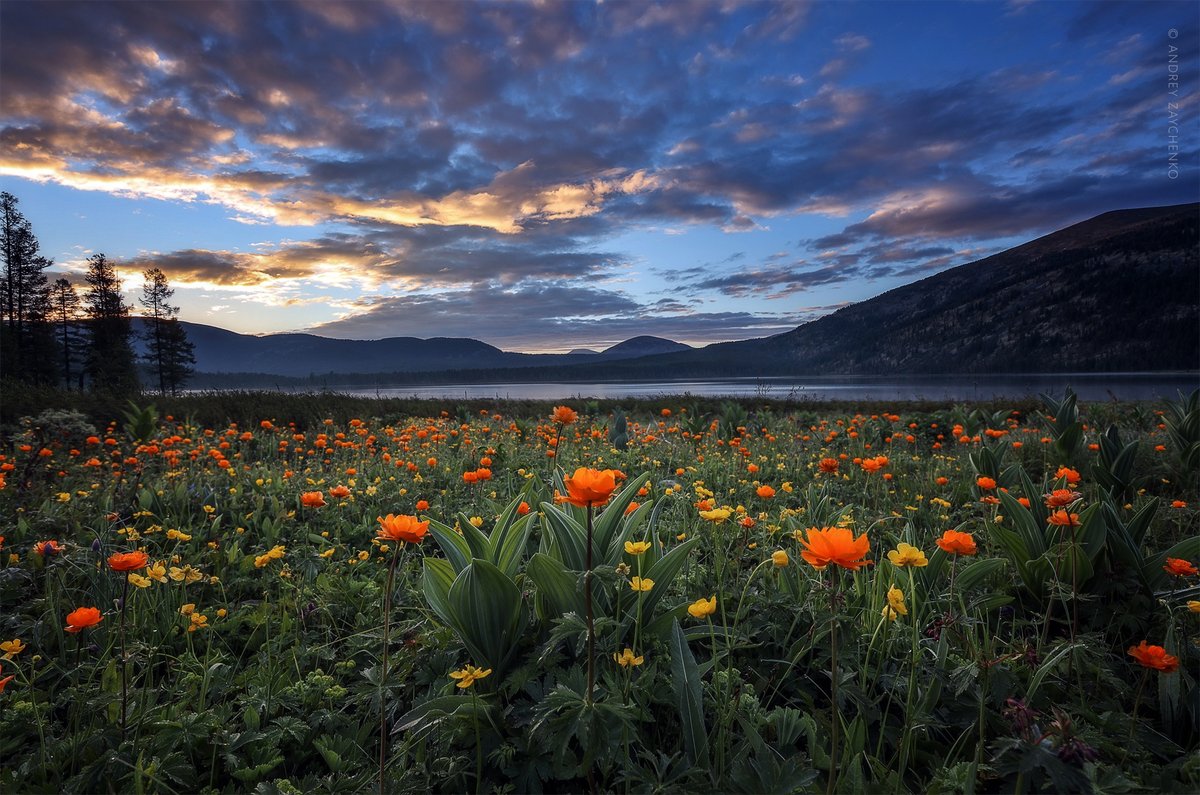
{"left": 1, "top": 0, "right": 1196, "bottom": 352}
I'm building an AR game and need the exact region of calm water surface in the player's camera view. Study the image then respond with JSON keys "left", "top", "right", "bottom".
{"left": 273, "top": 373, "right": 1199, "bottom": 401}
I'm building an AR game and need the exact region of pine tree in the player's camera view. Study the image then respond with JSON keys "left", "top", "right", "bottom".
{"left": 1, "top": 191, "right": 56, "bottom": 383}
{"left": 83, "top": 253, "right": 140, "bottom": 394}
{"left": 139, "top": 267, "right": 194, "bottom": 394}
{"left": 49, "top": 278, "right": 86, "bottom": 389}
{"left": 160, "top": 318, "right": 196, "bottom": 395}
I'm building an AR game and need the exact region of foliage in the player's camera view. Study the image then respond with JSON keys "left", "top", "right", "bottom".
{"left": 0, "top": 394, "right": 1196, "bottom": 793}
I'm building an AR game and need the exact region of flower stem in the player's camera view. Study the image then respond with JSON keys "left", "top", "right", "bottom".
{"left": 585, "top": 504, "right": 595, "bottom": 704}
{"left": 119, "top": 575, "right": 130, "bottom": 733}
{"left": 379, "top": 546, "right": 401, "bottom": 795}
{"left": 827, "top": 573, "right": 839, "bottom": 795}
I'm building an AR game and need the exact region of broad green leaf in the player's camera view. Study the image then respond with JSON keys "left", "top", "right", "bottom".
{"left": 425, "top": 517, "right": 472, "bottom": 573}
{"left": 538, "top": 503, "right": 588, "bottom": 570}
{"left": 421, "top": 557, "right": 457, "bottom": 629}
{"left": 447, "top": 559, "right": 528, "bottom": 673}
{"left": 669, "top": 619, "right": 709, "bottom": 766}
{"left": 527, "top": 552, "right": 584, "bottom": 619}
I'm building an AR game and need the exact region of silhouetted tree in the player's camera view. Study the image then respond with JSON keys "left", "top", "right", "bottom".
{"left": 140, "top": 267, "right": 194, "bottom": 394}
{"left": 1, "top": 191, "right": 56, "bottom": 382}
{"left": 83, "top": 253, "right": 139, "bottom": 394}
{"left": 49, "top": 278, "right": 86, "bottom": 389}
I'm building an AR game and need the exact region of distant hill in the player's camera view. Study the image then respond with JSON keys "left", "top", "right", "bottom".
{"left": 130, "top": 320, "right": 692, "bottom": 378}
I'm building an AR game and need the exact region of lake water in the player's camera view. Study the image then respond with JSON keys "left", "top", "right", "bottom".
{"left": 278, "top": 373, "right": 1199, "bottom": 401}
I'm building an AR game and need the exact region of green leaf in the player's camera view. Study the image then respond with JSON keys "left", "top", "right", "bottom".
{"left": 669, "top": 619, "right": 709, "bottom": 766}
{"left": 538, "top": 503, "right": 588, "bottom": 570}
{"left": 395, "top": 695, "right": 490, "bottom": 734}
{"left": 490, "top": 512, "right": 536, "bottom": 578}
{"left": 425, "top": 518, "right": 472, "bottom": 573}
{"left": 592, "top": 473, "right": 652, "bottom": 560}
{"left": 527, "top": 552, "right": 584, "bottom": 619}
{"left": 447, "top": 559, "right": 528, "bottom": 673}
{"left": 639, "top": 536, "right": 701, "bottom": 620}
{"left": 421, "top": 557, "right": 456, "bottom": 628}
{"left": 456, "top": 512, "right": 492, "bottom": 560}
{"left": 1026, "top": 642, "right": 1084, "bottom": 703}
{"left": 954, "top": 557, "right": 1007, "bottom": 593}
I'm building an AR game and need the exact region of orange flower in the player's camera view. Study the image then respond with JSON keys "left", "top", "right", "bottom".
{"left": 935, "top": 529, "right": 978, "bottom": 556}
{"left": 1127, "top": 640, "right": 1179, "bottom": 673}
{"left": 756, "top": 485, "right": 776, "bottom": 499}
{"left": 329, "top": 485, "right": 351, "bottom": 499}
{"left": 551, "top": 405, "right": 578, "bottom": 425}
{"left": 0, "top": 669, "right": 12, "bottom": 693}
{"left": 33, "top": 540, "right": 63, "bottom": 557}
{"left": 562, "top": 467, "right": 618, "bottom": 508}
{"left": 1046, "top": 510, "right": 1080, "bottom": 527}
{"left": 301, "top": 491, "right": 326, "bottom": 508}
{"left": 935, "top": 476, "right": 949, "bottom": 486}
{"left": 107, "top": 550, "right": 148, "bottom": 572}
{"left": 798, "top": 527, "right": 872, "bottom": 571}
{"left": 1055, "top": 466, "right": 1082, "bottom": 485}
{"left": 377, "top": 514, "right": 429, "bottom": 545}
{"left": 976, "top": 476, "right": 996, "bottom": 491}
{"left": 65, "top": 606, "right": 103, "bottom": 633}
{"left": 1044, "top": 488, "right": 1082, "bottom": 508}
{"left": 415, "top": 499, "right": 430, "bottom": 512}
{"left": 517, "top": 501, "right": 532, "bottom": 515}
{"left": 819, "top": 458, "right": 839, "bottom": 473}
{"left": 1163, "top": 558, "right": 1198, "bottom": 577}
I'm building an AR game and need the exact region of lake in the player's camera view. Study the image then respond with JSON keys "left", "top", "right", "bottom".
{"left": 265, "top": 373, "right": 1200, "bottom": 401}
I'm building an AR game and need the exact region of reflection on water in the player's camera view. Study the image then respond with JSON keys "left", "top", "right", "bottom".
{"left": 264, "top": 373, "right": 1199, "bottom": 401}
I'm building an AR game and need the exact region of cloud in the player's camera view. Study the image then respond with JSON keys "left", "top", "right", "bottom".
{"left": 308, "top": 280, "right": 812, "bottom": 351}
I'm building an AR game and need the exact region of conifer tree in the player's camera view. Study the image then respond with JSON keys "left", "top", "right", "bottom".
{"left": 83, "top": 253, "right": 139, "bottom": 394}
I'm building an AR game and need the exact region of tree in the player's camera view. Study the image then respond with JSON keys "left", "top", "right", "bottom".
{"left": 139, "top": 267, "right": 194, "bottom": 394}
{"left": 49, "top": 278, "right": 86, "bottom": 390}
{"left": 159, "top": 318, "right": 196, "bottom": 395}
{"left": 83, "top": 253, "right": 139, "bottom": 394}
{"left": 1, "top": 191, "right": 55, "bottom": 383}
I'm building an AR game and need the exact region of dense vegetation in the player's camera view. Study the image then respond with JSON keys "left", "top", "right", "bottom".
{"left": 0, "top": 389, "right": 1197, "bottom": 793}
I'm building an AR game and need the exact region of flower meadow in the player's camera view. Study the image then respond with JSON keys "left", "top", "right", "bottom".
{"left": 1, "top": 390, "right": 1198, "bottom": 794}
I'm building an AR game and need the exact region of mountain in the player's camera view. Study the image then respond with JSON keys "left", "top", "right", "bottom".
{"left": 598, "top": 336, "right": 692, "bottom": 359}
{"left": 560, "top": 202, "right": 1199, "bottom": 378}
{"left": 149, "top": 203, "right": 1197, "bottom": 383}
{"left": 130, "top": 319, "right": 691, "bottom": 378}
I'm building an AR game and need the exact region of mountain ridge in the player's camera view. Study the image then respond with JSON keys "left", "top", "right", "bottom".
{"left": 158, "top": 202, "right": 1198, "bottom": 383}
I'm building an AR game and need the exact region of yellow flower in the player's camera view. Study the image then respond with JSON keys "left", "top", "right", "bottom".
{"left": 699, "top": 507, "right": 732, "bottom": 523}
{"left": 166, "top": 529, "right": 192, "bottom": 542}
{"left": 887, "top": 584, "right": 908, "bottom": 616}
{"left": 179, "top": 603, "right": 196, "bottom": 616}
{"left": 887, "top": 542, "right": 928, "bottom": 568}
{"left": 630, "top": 576, "right": 654, "bottom": 592}
{"left": 468, "top": 516, "right": 484, "bottom": 528}
{"left": 771, "top": 550, "right": 789, "bottom": 567}
{"left": 688, "top": 595, "right": 717, "bottom": 618}
{"left": 57, "top": 492, "right": 71, "bottom": 502}
{"left": 882, "top": 605, "right": 899, "bottom": 622}
{"left": 169, "top": 565, "right": 204, "bottom": 584}
{"left": 0, "top": 639, "right": 26, "bottom": 659}
{"left": 146, "top": 561, "right": 167, "bottom": 582}
{"left": 624, "top": 540, "right": 652, "bottom": 556}
{"left": 128, "top": 573, "right": 152, "bottom": 588}
{"left": 613, "top": 648, "right": 644, "bottom": 667}
{"left": 188, "top": 613, "right": 208, "bottom": 632}
{"left": 216, "top": 608, "right": 228, "bottom": 618}
{"left": 449, "top": 663, "right": 492, "bottom": 689}
{"left": 1188, "top": 600, "right": 1200, "bottom": 614}
{"left": 320, "top": 548, "right": 335, "bottom": 558}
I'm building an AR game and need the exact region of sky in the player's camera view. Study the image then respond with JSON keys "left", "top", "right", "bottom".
{"left": 1, "top": 0, "right": 1197, "bottom": 353}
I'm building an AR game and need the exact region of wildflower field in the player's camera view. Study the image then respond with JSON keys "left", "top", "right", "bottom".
{"left": 1, "top": 389, "right": 1197, "bottom": 794}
